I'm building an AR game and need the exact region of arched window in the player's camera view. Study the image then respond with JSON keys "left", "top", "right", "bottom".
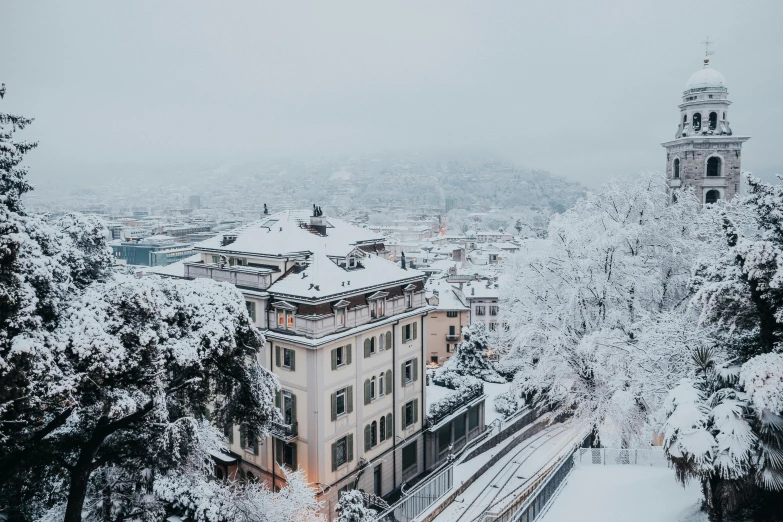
{"left": 705, "top": 190, "right": 720, "bottom": 204}
{"left": 379, "top": 416, "right": 386, "bottom": 442}
{"left": 683, "top": 114, "right": 687, "bottom": 124}
{"left": 370, "top": 376, "right": 376, "bottom": 400}
{"left": 673, "top": 158, "right": 680, "bottom": 179}
{"left": 371, "top": 421, "right": 378, "bottom": 447}
{"left": 692, "top": 113, "right": 701, "bottom": 131}
{"left": 247, "top": 471, "right": 257, "bottom": 483}
{"left": 707, "top": 156, "right": 721, "bottom": 177}
{"left": 378, "top": 372, "right": 385, "bottom": 396}
{"left": 379, "top": 333, "right": 384, "bottom": 351}
{"left": 709, "top": 112, "right": 717, "bottom": 130}
{"left": 723, "top": 112, "right": 726, "bottom": 120}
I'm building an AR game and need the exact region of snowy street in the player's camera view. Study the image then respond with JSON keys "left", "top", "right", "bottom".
{"left": 432, "top": 423, "right": 578, "bottom": 522}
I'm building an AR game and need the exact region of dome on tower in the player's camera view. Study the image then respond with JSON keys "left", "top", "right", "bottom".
{"left": 684, "top": 65, "right": 726, "bottom": 92}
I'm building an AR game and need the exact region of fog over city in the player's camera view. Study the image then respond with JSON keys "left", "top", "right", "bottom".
{"left": 3, "top": 0, "right": 783, "bottom": 189}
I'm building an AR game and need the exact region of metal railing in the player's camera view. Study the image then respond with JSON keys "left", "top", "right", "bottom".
{"left": 374, "top": 465, "right": 453, "bottom": 522}
{"left": 270, "top": 421, "right": 298, "bottom": 441}
{"left": 573, "top": 447, "right": 667, "bottom": 467}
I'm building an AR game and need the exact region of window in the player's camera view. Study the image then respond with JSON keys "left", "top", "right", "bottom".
{"left": 331, "top": 344, "right": 351, "bottom": 370}
{"left": 281, "top": 390, "right": 296, "bottom": 425}
{"left": 223, "top": 423, "right": 234, "bottom": 444}
{"left": 404, "top": 360, "right": 413, "bottom": 384}
{"left": 364, "top": 337, "right": 376, "bottom": 357}
{"left": 723, "top": 112, "right": 726, "bottom": 120}
{"left": 275, "top": 346, "right": 295, "bottom": 371}
{"left": 379, "top": 333, "right": 385, "bottom": 351}
{"left": 371, "top": 421, "right": 377, "bottom": 447}
{"left": 454, "top": 413, "right": 466, "bottom": 441}
{"left": 693, "top": 112, "right": 702, "bottom": 131}
{"left": 277, "top": 309, "right": 294, "bottom": 329}
{"left": 379, "top": 416, "right": 387, "bottom": 442}
{"left": 287, "top": 311, "right": 294, "bottom": 328}
{"left": 707, "top": 156, "right": 721, "bottom": 177}
{"left": 449, "top": 325, "right": 456, "bottom": 336}
{"left": 332, "top": 434, "right": 353, "bottom": 470}
{"left": 385, "top": 331, "right": 392, "bottom": 350}
{"left": 489, "top": 322, "right": 497, "bottom": 332}
{"left": 211, "top": 255, "right": 220, "bottom": 264}
{"left": 402, "top": 441, "right": 417, "bottom": 472}
{"left": 673, "top": 158, "right": 680, "bottom": 179}
{"left": 403, "top": 399, "right": 419, "bottom": 429}
{"left": 275, "top": 439, "right": 297, "bottom": 469}
{"left": 336, "top": 307, "right": 345, "bottom": 326}
{"left": 431, "top": 355, "right": 438, "bottom": 364}
{"left": 245, "top": 301, "right": 256, "bottom": 322}
{"left": 241, "top": 426, "right": 258, "bottom": 455}
{"left": 475, "top": 306, "right": 486, "bottom": 316}
{"left": 402, "top": 322, "right": 417, "bottom": 342}
{"left": 371, "top": 376, "right": 376, "bottom": 400}
{"left": 446, "top": 311, "right": 458, "bottom": 318}
{"left": 683, "top": 114, "right": 687, "bottom": 124}
{"left": 406, "top": 292, "right": 413, "bottom": 308}
{"left": 446, "top": 343, "right": 451, "bottom": 353}
{"left": 489, "top": 305, "right": 498, "bottom": 316}
{"left": 278, "top": 311, "right": 285, "bottom": 327}
{"left": 709, "top": 112, "right": 717, "bottom": 130}
{"left": 378, "top": 372, "right": 385, "bottom": 397}
{"left": 348, "top": 257, "right": 357, "bottom": 268}
{"left": 371, "top": 299, "right": 384, "bottom": 319}
{"left": 469, "top": 406, "right": 479, "bottom": 431}
{"left": 336, "top": 388, "right": 346, "bottom": 416}
{"left": 705, "top": 190, "right": 721, "bottom": 205}
{"left": 336, "top": 346, "right": 344, "bottom": 366}
{"left": 438, "top": 426, "right": 451, "bottom": 454}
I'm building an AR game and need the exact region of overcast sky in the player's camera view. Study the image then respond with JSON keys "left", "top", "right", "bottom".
{"left": 2, "top": 1, "right": 782, "bottom": 187}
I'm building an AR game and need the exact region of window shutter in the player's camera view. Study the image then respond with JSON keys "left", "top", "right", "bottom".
{"left": 386, "top": 331, "right": 392, "bottom": 349}
{"left": 413, "top": 358, "right": 418, "bottom": 382}
{"left": 364, "top": 425, "right": 372, "bottom": 451}
{"left": 379, "top": 334, "right": 383, "bottom": 351}
{"left": 401, "top": 404, "right": 406, "bottom": 429}
{"left": 347, "top": 434, "right": 354, "bottom": 463}
{"left": 386, "top": 413, "right": 393, "bottom": 440}
{"left": 240, "top": 426, "right": 246, "bottom": 449}
{"left": 291, "top": 443, "right": 297, "bottom": 470}
{"left": 347, "top": 385, "right": 354, "bottom": 413}
{"left": 275, "top": 391, "right": 281, "bottom": 410}
{"left": 291, "top": 393, "right": 297, "bottom": 423}
{"left": 346, "top": 344, "right": 352, "bottom": 365}
{"left": 364, "top": 379, "right": 371, "bottom": 405}
{"left": 331, "top": 349, "right": 337, "bottom": 371}
{"left": 331, "top": 393, "right": 337, "bottom": 421}
{"left": 275, "top": 345, "right": 281, "bottom": 367}
{"left": 413, "top": 322, "right": 417, "bottom": 340}
{"left": 364, "top": 338, "right": 371, "bottom": 358}
{"left": 290, "top": 350, "right": 295, "bottom": 371}
{"left": 413, "top": 399, "right": 419, "bottom": 424}
{"left": 331, "top": 442, "right": 338, "bottom": 471}
{"left": 401, "top": 363, "right": 405, "bottom": 386}
{"left": 386, "top": 369, "right": 392, "bottom": 395}
{"left": 275, "top": 438, "right": 283, "bottom": 464}
{"left": 252, "top": 433, "right": 258, "bottom": 455}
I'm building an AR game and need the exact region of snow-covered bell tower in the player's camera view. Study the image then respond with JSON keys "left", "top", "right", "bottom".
{"left": 662, "top": 42, "right": 750, "bottom": 204}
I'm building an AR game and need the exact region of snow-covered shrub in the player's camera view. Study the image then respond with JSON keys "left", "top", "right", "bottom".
{"left": 335, "top": 489, "right": 375, "bottom": 522}
{"left": 494, "top": 389, "right": 524, "bottom": 418}
{"left": 494, "top": 359, "right": 523, "bottom": 382}
{"left": 428, "top": 378, "right": 484, "bottom": 425}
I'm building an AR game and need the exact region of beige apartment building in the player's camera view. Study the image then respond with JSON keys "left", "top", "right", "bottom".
{"left": 154, "top": 210, "right": 434, "bottom": 514}
{"left": 425, "top": 279, "right": 470, "bottom": 365}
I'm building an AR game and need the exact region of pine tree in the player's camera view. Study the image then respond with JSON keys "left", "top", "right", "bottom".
{"left": 438, "top": 323, "right": 504, "bottom": 383}
{"left": 661, "top": 175, "right": 783, "bottom": 521}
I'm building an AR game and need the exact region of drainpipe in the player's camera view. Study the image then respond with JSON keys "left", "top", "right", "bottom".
{"left": 392, "top": 319, "right": 399, "bottom": 491}
{"left": 270, "top": 338, "right": 276, "bottom": 492}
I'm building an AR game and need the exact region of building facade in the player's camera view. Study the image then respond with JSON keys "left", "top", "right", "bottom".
{"left": 662, "top": 57, "right": 750, "bottom": 204}
{"left": 157, "top": 210, "right": 435, "bottom": 514}
{"left": 425, "top": 280, "right": 470, "bottom": 365}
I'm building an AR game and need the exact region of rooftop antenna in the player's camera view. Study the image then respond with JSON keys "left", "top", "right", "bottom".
{"left": 701, "top": 36, "right": 714, "bottom": 67}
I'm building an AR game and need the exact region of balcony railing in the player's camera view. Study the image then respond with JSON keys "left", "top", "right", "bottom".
{"left": 270, "top": 421, "right": 298, "bottom": 441}
{"left": 445, "top": 334, "right": 460, "bottom": 342}
{"left": 184, "top": 262, "right": 272, "bottom": 290}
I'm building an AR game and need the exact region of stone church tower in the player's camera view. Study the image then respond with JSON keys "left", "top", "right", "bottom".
{"left": 662, "top": 55, "right": 749, "bottom": 204}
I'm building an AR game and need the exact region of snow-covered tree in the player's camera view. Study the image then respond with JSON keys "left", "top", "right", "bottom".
{"left": 437, "top": 323, "right": 504, "bottom": 383}
{"left": 497, "top": 173, "right": 708, "bottom": 446}
{"left": 335, "top": 490, "right": 375, "bottom": 522}
{"left": 661, "top": 175, "right": 783, "bottom": 520}
{"left": 0, "top": 87, "right": 307, "bottom": 522}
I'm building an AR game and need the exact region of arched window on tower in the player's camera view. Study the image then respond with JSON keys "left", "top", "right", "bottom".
{"left": 705, "top": 190, "right": 720, "bottom": 204}
{"left": 707, "top": 156, "right": 721, "bottom": 177}
{"left": 709, "top": 112, "right": 718, "bottom": 130}
{"left": 722, "top": 112, "right": 726, "bottom": 120}
{"left": 692, "top": 113, "right": 701, "bottom": 131}
{"left": 673, "top": 158, "right": 680, "bottom": 179}
{"left": 683, "top": 114, "right": 688, "bottom": 124}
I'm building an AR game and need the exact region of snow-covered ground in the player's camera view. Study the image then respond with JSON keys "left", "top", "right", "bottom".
{"left": 540, "top": 465, "right": 707, "bottom": 522}
{"left": 432, "top": 423, "right": 577, "bottom": 522}
{"left": 425, "top": 379, "right": 512, "bottom": 428}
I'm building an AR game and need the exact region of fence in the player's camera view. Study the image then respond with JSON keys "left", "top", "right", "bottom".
{"left": 572, "top": 447, "right": 667, "bottom": 467}
{"left": 374, "top": 465, "right": 453, "bottom": 522}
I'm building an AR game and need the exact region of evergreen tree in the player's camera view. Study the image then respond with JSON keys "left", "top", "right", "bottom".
{"left": 335, "top": 490, "right": 375, "bottom": 522}
{"left": 661, "top": 175, "right": 783, "bottom": 521}
{"left": 438, "top": 323, "right": 504, "bottom": 383}
{"left": 0, "top": 87, "right": 289, "bottom": 521}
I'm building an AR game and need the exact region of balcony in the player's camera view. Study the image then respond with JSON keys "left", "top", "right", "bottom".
{"left": 270, "top": 421, "right": 298, "bottom": 441}
{"left": 184, "top": 261, "right": 273, "bottom": 290}
{"left": 445, "top": 334, "right": 460, "bottom": 342}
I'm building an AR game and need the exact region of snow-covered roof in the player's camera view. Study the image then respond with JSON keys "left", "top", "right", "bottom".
{"left": 427, "top": 279, "right": 469, "bottom": 311}
{"left": 685, "top": 65, "right": 726, "bottom": 92}
{"left": 270, "top": 253, "right": 425, "bottom": 300}
{"left": 464, "top": 280, "right": 499, "bottom": 299}
{"left": 195, "top": 210, "right": 384, "bottom": 258}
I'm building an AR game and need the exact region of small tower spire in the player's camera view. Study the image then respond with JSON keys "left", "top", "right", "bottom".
{"left": 701, "top": 36, "right": 714, "bottom": 66}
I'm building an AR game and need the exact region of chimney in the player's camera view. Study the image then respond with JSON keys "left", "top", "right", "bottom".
{"left": 401, "top": 251, "right": 407, "bottom": 270}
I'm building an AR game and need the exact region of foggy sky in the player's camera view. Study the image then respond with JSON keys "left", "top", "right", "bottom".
{"left": 2, "top": 1, "right": 782, "bottom": 187}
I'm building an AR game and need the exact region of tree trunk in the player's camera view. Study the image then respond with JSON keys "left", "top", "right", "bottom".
{"left": 64, "top": 430, "right": 106, "bottom": 522}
